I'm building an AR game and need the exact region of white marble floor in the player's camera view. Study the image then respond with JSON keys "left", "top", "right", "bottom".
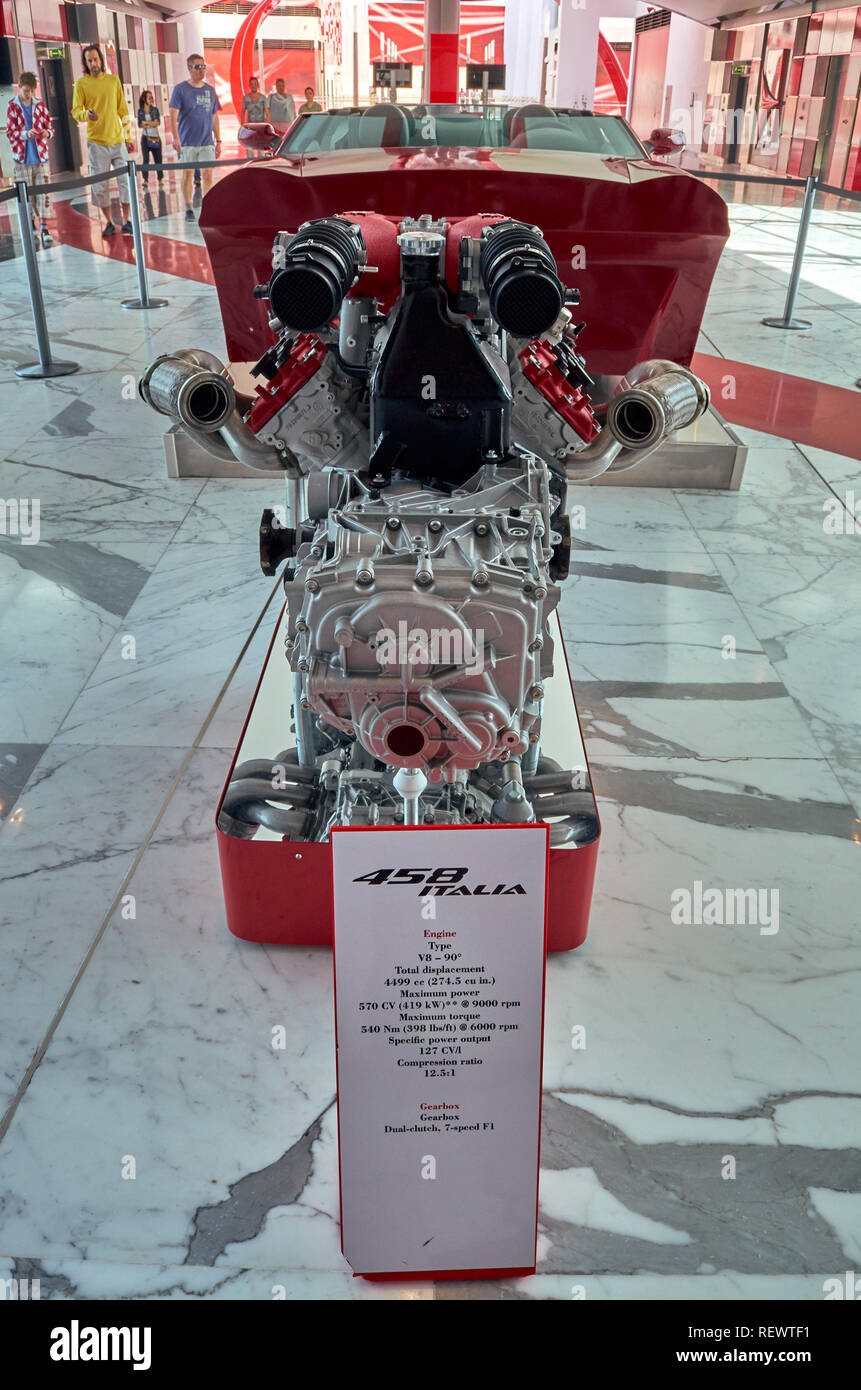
{"left": 697, "top": 191, "right": 861, "bottom": 390}
{"left": 0, "top": 192, "right": 860, "bottom": 1300}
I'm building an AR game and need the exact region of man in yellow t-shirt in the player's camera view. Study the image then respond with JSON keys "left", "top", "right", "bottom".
{"left": 71, "top": 45, "right": 134, "bottom": 237}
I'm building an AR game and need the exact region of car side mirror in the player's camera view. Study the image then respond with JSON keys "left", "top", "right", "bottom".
{"left": 239, "top": 122, "right": 279, "bottom": 152}
{"left": 646, "top": 127, "right": 686, "bottom": 157}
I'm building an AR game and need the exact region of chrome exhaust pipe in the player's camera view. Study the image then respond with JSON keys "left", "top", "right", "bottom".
{"left": 218, "top": 410, "right": 301, "bottom": 475}
{"left": 565, "top": 360, "right": 709, "bottom": 483}
{"left": 139, "top": 350, "right": 235, "bottom": 432}
{"left": 608, "top": 361, "right": 710, "bottom": 449}
{"left": 139, "top": 349, "right": 301, "bottom": 477}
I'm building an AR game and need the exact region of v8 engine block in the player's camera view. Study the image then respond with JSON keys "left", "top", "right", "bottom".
{"left": 141, "top": 210, "right": 708, "bottom": 836}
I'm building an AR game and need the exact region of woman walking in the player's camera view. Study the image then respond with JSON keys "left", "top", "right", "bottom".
{"left": 137, "top": 90, "right": 163, "bottom": 185}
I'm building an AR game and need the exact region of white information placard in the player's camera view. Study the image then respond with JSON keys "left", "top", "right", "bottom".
{"left": 332, "top": 824, "right": 549, "bottom": 1277}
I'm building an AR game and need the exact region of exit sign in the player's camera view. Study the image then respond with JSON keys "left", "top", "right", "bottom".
{"left": 39, "top": 47, "right": 65, "bottom": 58}
{"left": 731, "top": 62, "right": 750, "bottom": 74}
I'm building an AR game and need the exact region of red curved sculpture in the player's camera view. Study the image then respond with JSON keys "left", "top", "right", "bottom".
{"left": 598, "top": 31, "right": 629, "bottom": 108}
{"left": 549, "top": 1, "right": 629, "bottom": 112}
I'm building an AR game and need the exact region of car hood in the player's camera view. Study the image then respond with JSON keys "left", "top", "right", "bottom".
{"left": 202, "top": 142, "right": 729, "bottom": 375}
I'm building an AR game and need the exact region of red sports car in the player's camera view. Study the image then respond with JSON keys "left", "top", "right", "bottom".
{"left": 201, "top": 103, "right": 729, "bottom": 378}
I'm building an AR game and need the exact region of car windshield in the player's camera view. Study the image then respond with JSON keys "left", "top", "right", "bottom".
{"left": 278, "top": 105, "right": 646, "bottom": 158}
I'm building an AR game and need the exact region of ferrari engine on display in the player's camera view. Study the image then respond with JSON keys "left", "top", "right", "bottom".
{"left": 139, "top": 211, "right": 709, "bottom": 840}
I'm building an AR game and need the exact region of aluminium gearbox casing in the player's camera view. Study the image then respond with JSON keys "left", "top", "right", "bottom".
{"left": 217, "top": 604, "right": 599, "bottom": 952}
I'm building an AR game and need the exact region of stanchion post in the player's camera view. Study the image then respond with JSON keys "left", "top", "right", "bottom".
{"left": 14, "top": 180, "right": 80, "bottom": 379}
{"left": 121, "top": 158, "right": 168, "bottom": 311}
{"left": 762, "top": 173, "right": 817, "bottom": 330}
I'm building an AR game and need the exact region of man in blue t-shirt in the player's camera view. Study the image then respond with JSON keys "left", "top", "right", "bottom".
{"left": 169, "top": 53, "right": 221, "bottom": 222}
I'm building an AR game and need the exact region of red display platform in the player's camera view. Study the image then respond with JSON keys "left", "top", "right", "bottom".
{"left": 217, "top": 606, "right": 600, "bottom": 952}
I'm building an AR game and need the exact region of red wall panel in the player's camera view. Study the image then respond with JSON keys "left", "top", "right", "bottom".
{"left": 834, "top": 7, "right": 856, "bottom": 53}
{"left": 156, "top": 22, "right": 178, "bottom": 53}
{"left": 629, "top": 25, "right": 670, "bottom": 139}
{"left": 428, "top": 31, "right": 458, "bottom": 102}
{"left": 29, "top": 0, "right": 64, "bottom": 39}
{"left": 788, "top": 55, "right": 802, "bottom": 95}
{"left": 205, "top": 45, "right": 316, "bottom": 116}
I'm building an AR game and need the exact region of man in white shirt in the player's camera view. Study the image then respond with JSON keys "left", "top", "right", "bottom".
{"left": 266, "top": 77, "right": 296, "bottom": 127}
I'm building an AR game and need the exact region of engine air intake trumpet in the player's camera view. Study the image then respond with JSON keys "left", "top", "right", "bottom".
{"left": 268, "top": 217, "right": 366, "bottom": 332}
{"left": 479, "top": 220, "right": 566, "bottom": 338}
